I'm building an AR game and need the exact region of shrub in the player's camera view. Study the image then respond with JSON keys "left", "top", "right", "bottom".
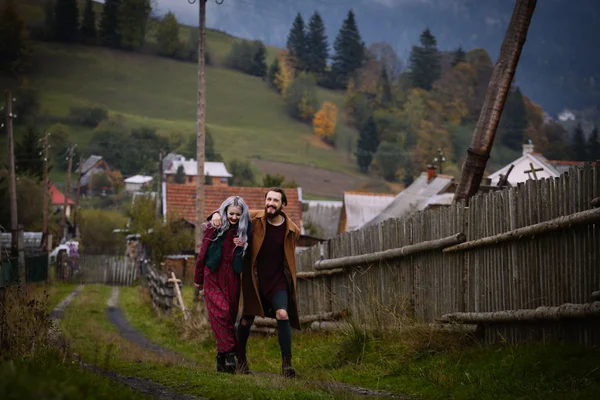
{"left": 68, "top": 104, "right": 109, "bottom": 127}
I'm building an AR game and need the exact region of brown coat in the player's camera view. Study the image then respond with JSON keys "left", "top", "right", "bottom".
{"left": 243, "top": 209, "right": 301, "bottom": 330}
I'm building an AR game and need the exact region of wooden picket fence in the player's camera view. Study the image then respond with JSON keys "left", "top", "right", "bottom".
{"left": 295, "top": 162, "right": 600, "bottom": 345}
{"left": 77, "top": 254, "right": 139, "bottom": 286}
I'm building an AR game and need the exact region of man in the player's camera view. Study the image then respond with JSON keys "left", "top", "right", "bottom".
{"left": 209, "top": 187, "right": 301, "bottom": 378}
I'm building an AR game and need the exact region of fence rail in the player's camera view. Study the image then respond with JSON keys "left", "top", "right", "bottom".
{"left": 295, "top": 162, "right": 600, "bottom": 345}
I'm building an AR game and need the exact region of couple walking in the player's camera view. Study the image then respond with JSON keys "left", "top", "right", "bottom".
{"left": 194, "top": 187, "right": 300, "bottom": 378}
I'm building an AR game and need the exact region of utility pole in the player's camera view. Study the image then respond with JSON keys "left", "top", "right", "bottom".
{"left": 74, "top": 156, "right": 82, "bottom": 239}
{"left": 157, "top": 149, "right": 163, "bottom": 219}
{"left": 194, "top": 0, "right": 208, "bottom": 252}
{"left": 4, "top": 91, "right": 18, "bottom": 258}
{"left": 62, "top": 145, "right": 76, "bottom": 241}
{"left": 454, "top": 0, "right": 537, "bottom": 204}
{"left": 42, "top": 131, "right": 51, "bottom": 250}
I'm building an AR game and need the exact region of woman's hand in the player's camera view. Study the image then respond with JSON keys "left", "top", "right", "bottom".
{"left": 194, "top": 283, "right": 203, "bottom": 291}
{"left": 233, "top": 237, "right": 246, "bottom": 247}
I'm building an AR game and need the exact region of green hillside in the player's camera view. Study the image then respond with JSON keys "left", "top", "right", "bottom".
{"left": 0, "top": 0, "right": 362, "bottom": 186}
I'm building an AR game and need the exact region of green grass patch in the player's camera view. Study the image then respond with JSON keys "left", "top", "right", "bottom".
{"left": 19, "top": 41, "right": 358, "bottom": 175}
{"left": 0, "top": 349, "right": 151, "bottom": 400}
{"left": 120, "top": 285, "right": 600, "bottom": 400}
{"left": 57, "top": 284, "right": 365, "bottom": 399}
{"left": 30, "top": 282, "right": 81, "bottom": 311}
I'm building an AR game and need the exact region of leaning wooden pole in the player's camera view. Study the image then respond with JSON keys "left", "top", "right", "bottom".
{"left": 454, "top": 0, "right": 537, "bottom": 204}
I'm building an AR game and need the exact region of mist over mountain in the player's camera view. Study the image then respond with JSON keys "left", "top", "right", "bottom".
{"left": 154, "top": 0, "right": 599, "bottom": 117}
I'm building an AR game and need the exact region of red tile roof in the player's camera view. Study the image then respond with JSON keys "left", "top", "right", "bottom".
{"left": 165, "top": 184, "right": 303, "bottom": 230}
{"left": 49, "top": 184, "right": 75, "bottom": 205}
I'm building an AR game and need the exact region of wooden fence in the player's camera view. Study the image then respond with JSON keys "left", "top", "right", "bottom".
{"left": 76, "top": 254, "right": 139, "bottom": 286}
{"left": 295, "top": 163, "right": 600, "bottom": 345}
{"left": 146, "top": 265, "right": 181, "bottom": 314}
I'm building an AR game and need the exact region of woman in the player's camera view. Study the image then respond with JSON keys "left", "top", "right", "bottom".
{"left": 194, "top": 196, "right": 251, "bottom": 373}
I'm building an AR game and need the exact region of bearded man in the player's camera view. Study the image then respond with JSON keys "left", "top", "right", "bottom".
{"left": 209, "top": 187, "right": 300, "bottom": 378}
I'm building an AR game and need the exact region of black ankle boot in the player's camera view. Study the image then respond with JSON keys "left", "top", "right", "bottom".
{"left": 224, "top": 352, "right": 236, "bottom": 374}
{"left": 216, "top": 353, "right": 226, "bottom": 373}
{"left": 282, "top": 356, "right": 296, "bottom": 379}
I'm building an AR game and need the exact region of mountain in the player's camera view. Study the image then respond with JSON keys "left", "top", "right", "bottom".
{"left": 161, "top": 0, "right": 600, "bottom": 117}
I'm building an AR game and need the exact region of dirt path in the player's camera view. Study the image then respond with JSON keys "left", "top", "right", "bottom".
{"left": 51, "top": 285, "right": 411, "bottom": 399}
{"left": 105, "top": 287, "right": 411, "bottom": 399}
{"left": 50, "top": 285, "right": 204, "bottom": 400}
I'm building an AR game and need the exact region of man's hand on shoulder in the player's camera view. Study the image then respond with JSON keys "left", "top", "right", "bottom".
{"left": 210, "top": 212, "right": 222, "bottom": 228}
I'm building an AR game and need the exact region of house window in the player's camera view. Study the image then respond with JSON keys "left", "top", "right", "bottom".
{"left": 188, "top": 176, "right": 193, "bottom": 183}
{"left": 220, "top": 178, "right": 228, "bottom": 183}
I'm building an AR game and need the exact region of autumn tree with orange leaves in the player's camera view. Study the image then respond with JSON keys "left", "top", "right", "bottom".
{"left": 313, "top": 101, "right": 338, "bottom": 140}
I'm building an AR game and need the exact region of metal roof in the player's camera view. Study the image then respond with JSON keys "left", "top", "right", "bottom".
{"left": 364, "top": 173, "right": 454, "bottom": 227}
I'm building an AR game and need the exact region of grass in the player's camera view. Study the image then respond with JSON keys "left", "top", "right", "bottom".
{"left": 118, "top": 284, "right": 600, "bottom": 400}
{"left": 27, "top": 42, "right": 356, "bottom": 171}
{"left": 29, "top": 281, "right": 81, "bottom": 311}
{"left": 0, "top": 283, "right": 151, "bottom": 400}
{"left": 0, "top": 0, "right": 362, "bottom": 183}
{"left": 0, "top": 349, "right": 152, "bottom": 400}
{"left": 57, "top": 284, "right": 369, "bottom": 399}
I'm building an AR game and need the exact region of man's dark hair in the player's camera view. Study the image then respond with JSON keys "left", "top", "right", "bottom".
{"left": 265, "top": 187, "right": 288, "bottom": 206}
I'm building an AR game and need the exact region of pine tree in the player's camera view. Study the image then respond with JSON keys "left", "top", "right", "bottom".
{"left": 100, "top": 0, "right": 121, "bottom": 48}
{"left": 251, "top": 42, "right": 267, "bottom": 78}
{"left": 267, "top": 57, "right": 280, "bottom": 89}
{"left": 572, "top": 122, "right": 587, "bottom": 161}
{"left": 409, "top": 28, "right": 441, "bottom": 90}
{"left": 498, "top": 87, "right": 527, "bottom": 151}
{"left": 157, "top": 11, "right": 180, "bottom": 57}
{"left": 43, "top": 0, "right": 55, "bottom": 39}
{"left": 54, "top": 0, "right": 79, "bottom": 42}
{"left": 452, "top": 46, "right": 466, "bottom": 66}
{"left": 286, "top": 13, "right": 307, "bottom": 72}
{"left": 588, "top": 126, "right": 600, "bottom": 161}
{"left": 356, "top": 115, "right": 379, "bottom": 172}
{"left": 15, "top": 127, "right": 45, "bottom": 181}
{"left": 0, "top": 0, "right": 31, "bottom": 77}
{"left": 331, "top": 10, "right": 365, "bottom": 89}
{"left": 306, "top": 11, "right": 328, "bottom": 75}
{"left": 378, "top": 67, "right": 393, "bottom": 107}
{"left": 174, "top": 165, "right": 186, "bottom": 184}
{"left": 118, "top": 0, "right": 152, "bottom": 50}
{"left": 80, "top": 0, "right": 97, "bottom": 44}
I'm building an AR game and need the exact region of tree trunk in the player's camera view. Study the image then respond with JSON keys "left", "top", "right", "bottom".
{"left": 454, "top": 0, "right": 537, "bottom": 204}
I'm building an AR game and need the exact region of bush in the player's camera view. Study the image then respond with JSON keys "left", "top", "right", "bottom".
{"left": 68, "top": 104, "right": 109, "bottom": 127}
{"left": 285, "top": 73, "right": 319, "bottom": 122}
{"left": 225, "top": 39, "right": 267, "bottom": 78}
{"left": 228, "top": 159, "right": 256, "bottom": 187}
{"left": 79, "top": 209, "right": 128, "bottom": 254}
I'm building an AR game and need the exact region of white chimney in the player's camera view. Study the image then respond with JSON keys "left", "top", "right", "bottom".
{"left": 522, "top": 140, "right": 534, "bottom": 156}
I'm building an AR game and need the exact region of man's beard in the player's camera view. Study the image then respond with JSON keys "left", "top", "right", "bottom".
{"left": 265, "top": 205, "right": 282, "bottom": 218}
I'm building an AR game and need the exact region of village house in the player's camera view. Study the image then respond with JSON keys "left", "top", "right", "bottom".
{"left": 163, "top": 156, "right": 232, "bottom": 187}
{"left": 124, "top": 175, "right": 153, "bottom": 193}
{"left": 163, "top": 184, "right": 304, "bottom": 233}
{"left": 302, "top": 200, "right": 343, "bottom": 239}
{"left": 337, "top": 192, "right": 395, "bottom": 233}
{"left": 49, "top": 183, "right": 75, "bottom": 218}
{"left": 487, "top": 141, "right": 591, "bottom": 186}
{"left": 79, "top": 155, "right": 112, "bottom": 195}
{"left": 363, "top": 167, "right": 455, "bottom": 228}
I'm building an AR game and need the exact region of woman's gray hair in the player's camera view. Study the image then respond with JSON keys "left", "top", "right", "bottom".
{"left": 214, "top": 195, "right": 250, "bottom": 255}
